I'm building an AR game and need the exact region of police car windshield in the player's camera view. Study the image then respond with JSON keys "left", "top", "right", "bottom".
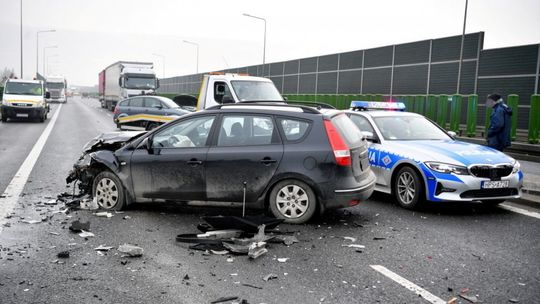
{"left": 5, "top": 82, "right": 43, "bottom": 96}
{"left": 231, "top": 81, "right": 284, "bottom": 101}
{"left": 373, "top": 116, "right": 451, "bottom": 141}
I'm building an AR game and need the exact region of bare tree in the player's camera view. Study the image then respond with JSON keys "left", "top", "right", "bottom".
{"left": 1, "top": 67, "right": 17, "bottom": 83}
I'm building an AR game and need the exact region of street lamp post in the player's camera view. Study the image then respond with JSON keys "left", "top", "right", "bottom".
{"left": 183, "top": 40, "right": 199, "bottom": 74}
{"left": 42, "top": 45, "right": 58, "bottom": 76}
{"left": 243, "top": 13, "right": 267, "bottom": 65}
{"left": 20, "top": 0, "right": 23, "bottom": 78}
{"left": 36, "top": 29, "right": 56, "bottom": 77}
{"left": 152, "top": 53, "right": 166, "bottom": 78}
{"left": 456, "top": 0, "right": 468, "bottom": 94}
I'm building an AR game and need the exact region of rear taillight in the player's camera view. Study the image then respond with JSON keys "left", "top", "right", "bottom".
{"left": 113, "top": 106, "right": 120, "bottom": 115}
{"left": 324, "top": 120, "right": 351, "bottom": 167}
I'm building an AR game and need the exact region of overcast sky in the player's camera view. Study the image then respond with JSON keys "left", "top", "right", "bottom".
{"left": 1, "top": 0, "right": 539, "bottom": 86}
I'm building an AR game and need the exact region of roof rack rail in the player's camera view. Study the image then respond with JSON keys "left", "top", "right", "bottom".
{"left": 206, "top": 101, "right": 323, "bottom": 114}
{"left": 285, "top": 100, "right": 336, "bottom": 110}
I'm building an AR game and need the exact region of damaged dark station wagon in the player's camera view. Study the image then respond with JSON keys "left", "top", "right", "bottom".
{"left": 67, "top": 103, "right": 376, "bottom": 223}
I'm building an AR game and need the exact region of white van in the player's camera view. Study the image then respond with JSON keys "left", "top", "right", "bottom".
{"left": 1, "top": 79, "right": 50, "bottom": 122}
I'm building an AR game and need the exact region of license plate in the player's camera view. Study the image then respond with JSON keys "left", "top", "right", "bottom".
{"left": 481, "top": 180, "right": 509, "bottom": 189}
{"left": 16, "top": 113, "right": 29, "bottom": 118}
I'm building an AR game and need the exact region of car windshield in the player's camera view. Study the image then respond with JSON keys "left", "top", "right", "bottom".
{"left": 46, "top": 82, "right": 65, "bottom": 89}
{"left": 231, "top": 80, "right": 283, "bottom": 101}
{"left": 373, "top": 115, "right": 452, "bottom": 140}
{"left": 5, "top": 82, "right": 43, "bottom": 96}
{"left": 125, "top": 76, "right": 156, "bottom": 89}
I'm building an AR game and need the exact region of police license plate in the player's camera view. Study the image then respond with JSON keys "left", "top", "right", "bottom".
{"left": 16, "top": 113, "right": 29, "bottom": 118}
{"left": 481, "top": 180, "right": 509, "bottom": 189}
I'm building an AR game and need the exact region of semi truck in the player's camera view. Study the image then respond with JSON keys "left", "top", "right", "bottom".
{"left": 45, "top": 75, "right": 67, "bottom": 103}
{"left": 99, "top": 61, "right": 159, "bottom": 111}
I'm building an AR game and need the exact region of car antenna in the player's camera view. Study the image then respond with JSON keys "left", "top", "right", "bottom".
{"left": 242, "top": 181, "right": 247, "bottom": 217}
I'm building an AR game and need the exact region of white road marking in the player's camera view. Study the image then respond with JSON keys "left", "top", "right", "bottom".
{"left": 0, "top": 104, "right": 63, "bottom": 233}
{"left": 370, "top": 265, "right": 446, "bottom": 304}
{"left": 499, "top": 203, "right": 540, "bottom": 219}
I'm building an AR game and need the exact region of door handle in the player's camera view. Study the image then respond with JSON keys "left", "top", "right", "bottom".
{"left": 260, "top": 157, "right": 277, "bottom": 165}
{"left": 187, "top": 159, "right": 203, "bottom": 166}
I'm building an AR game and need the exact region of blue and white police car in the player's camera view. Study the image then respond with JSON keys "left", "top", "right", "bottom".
{"left": 346, "top": 101, "right": 523, "bottom": 209}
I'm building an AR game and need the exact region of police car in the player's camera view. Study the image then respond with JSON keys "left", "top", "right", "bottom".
{"left": 346, "top": 101, "right": 523, "bottom": 209}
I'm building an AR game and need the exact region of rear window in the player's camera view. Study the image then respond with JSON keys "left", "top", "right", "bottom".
{"left": 331, "top": 114, "right": 363, "bottom": 146}
{"left": 279, "top": 118, "right": 311, "bottom": 141}
{"left": 119, "top": 99, "right": 130, "bottom": 106}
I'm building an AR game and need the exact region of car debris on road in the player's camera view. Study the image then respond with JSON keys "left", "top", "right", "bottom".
{"left": 117, "top": 244, "right": 143, "bottom": 257}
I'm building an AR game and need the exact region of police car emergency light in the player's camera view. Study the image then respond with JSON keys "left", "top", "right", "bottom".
{"left": 350, "top": 101, "right": 406, "bottom": 111}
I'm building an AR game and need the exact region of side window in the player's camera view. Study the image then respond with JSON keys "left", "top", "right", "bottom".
{"left": 130, "top": 97, "right": 143, "bottom": 107}
{"left": 145, "top": 98, "right": 161, "bottom": 108}
{"left": 152, "top": 116, "right": 215, "bottom": 148}
{"left": 279, "top": 118, "right": 311, "bottom": 141}
{"left": 213, "top": 82, "right": 233, "bottom": 104}
{"left": 217, "top": 115, "right": 276, "bottom": 146}
{"left": 349, "top": 114, "right": 375, "bottom": 134}
{"left": 119, "top": 99, "right": 130, "bottom": 107}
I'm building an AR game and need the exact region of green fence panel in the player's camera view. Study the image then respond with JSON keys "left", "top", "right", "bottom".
{"left": 404, "top": 96, "right": 414, "bottom": 112}
{"left": 426, "top": 95, "right": 437, "bottom": 120}
{"left": 466, "top": 95, "right": 478, "bottom": 137}
{"left": 414, "top": 95, "right": 425, "bottom": 115}
{"left": 507, "top": 94, "right": 519, "bottom": 141}
{"left": 529, "top": 95, "right": 540, "bottom": 144}
{"left": 335, "top": 94, "right": 345, "bottom": 109}
{"left": 327, "top": 95, "right": 338, "bottom": 108}
{"left": 437, "top": 95, "right": 449, "bottom": 129}
{"left": 484, "top": 101, "right": 493, "bottom": 134}
{"left": 306, "top": 94, "right": 316, "bottom": 102}
{"left": 374, "top": 94, "right": 383, "bottom": 101}
{"left": 449, "top": 94, "right": 462, "bottom": 133}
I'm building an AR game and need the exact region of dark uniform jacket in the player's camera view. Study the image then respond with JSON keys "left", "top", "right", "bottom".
{"left": 487, "top": 102, "right": 512, "bottom": 151}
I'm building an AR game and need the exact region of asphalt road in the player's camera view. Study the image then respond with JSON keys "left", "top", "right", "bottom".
{"left": 1, "top": 97, "right": 539, "bottom": 304}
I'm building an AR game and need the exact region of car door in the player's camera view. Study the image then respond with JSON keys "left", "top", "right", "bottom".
{"left": 130, "top": 115, "right": 216, "bottom": 201}
{"left": 144, "top": 97, "right": 164, "bottom": 116}
{"left": 205, "top": 114, "right": 284, "bottom": 203}
{"left": 348, "top": 114, "right": 387, "bottom": 186}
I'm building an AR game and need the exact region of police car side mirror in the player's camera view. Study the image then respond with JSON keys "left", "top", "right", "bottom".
{"left": 362, "top": 131, "right": 379, "bottom": 143}
{"left": 447, "top": 131, "right": 457, "bottom": 139}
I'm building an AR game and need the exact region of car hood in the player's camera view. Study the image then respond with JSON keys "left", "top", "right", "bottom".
{"left": 381, "top": 140, "right": 514, "bottom": 166}
{"left": 83, "top": 131, "right": 146, "bottom": 153}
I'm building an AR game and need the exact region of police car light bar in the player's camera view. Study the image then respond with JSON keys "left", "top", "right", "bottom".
{"left": 350, "top": 101, "right": 406, "bottom": 111}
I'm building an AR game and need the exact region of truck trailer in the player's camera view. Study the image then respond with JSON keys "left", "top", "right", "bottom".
{"left": 99, "top": 61, "right": 159, "bottom": 111}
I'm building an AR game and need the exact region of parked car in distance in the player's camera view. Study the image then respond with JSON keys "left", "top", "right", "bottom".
{"left": 113, "top": 95, "right": 190, "bottom": 130}
{"left": 68, "top": 103, "right": 376, "bottom": 224}
{"left": 346, "top": 101, "right": 522, "bottom": 209}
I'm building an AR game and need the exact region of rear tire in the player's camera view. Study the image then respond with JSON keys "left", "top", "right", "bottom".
{"left": 393, "top": 166, "right": 424, "bottom": 210}
{"left": 92, "top": 171, "right": 126, "bottom": 210}
{"left": 269, "top": 179, "right": 316, "bottom": 224}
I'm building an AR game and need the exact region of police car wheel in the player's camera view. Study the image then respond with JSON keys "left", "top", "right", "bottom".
{"left": 92, "top": 171, "right": 125, "bottom": 210}
{"left": 269, "top": 179, "right": 316, "bottom": 224}
{"left": 394, "top": 166, "right": 423, "bottom": 209}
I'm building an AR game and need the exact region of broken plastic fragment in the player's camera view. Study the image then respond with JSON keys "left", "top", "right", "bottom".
{"left": 226, "top": 257, "right": 234, "bottom": 263}
{"left": 210, "top": 296, "right": 239, "bottom": 304}
{"left": 343, "top": 236, "right": 356, "bottom": 242}
{"left": 78, "top": 230, "right": 95, "bottom": 238}
{"left": 57, "top": 251, "right": 70, "bottom": 258}
{"left": 94, "top": 245, "right": 113, "bottom": 251}
{"left": 22, "top": 219, "right": 41, "bottom": 224}
{"left": 341, "top": 244, "right": 365, "bottom": 249}
{"left": 95, "top": 212, "right": 113, "bottom": 218}
{"left": 211, "top": 250, "right": 229, "bottom": 255}
{"left": 118, "top": 244, "right": 143, "bottom": 257}
{"left": 248, "top": 242, "right": 267, "bottom": 259}
{"left": 263, "top": 273, "right": 278, "bottom": 281}
{"left": 277, "top": 258, "right": 289, "bottom": 263}
{"left": 459, "top": 294, "right": 480, "bottom": 303}
{"left": 69, "top": 220, "right": 90, "bottom": 232}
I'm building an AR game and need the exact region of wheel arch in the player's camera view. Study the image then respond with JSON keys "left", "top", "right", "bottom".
{"left": 390, "top": 161, "right": 429, "bottom": 201}
{"left": 262, "top": 173, "right": 323, "bottom": 212}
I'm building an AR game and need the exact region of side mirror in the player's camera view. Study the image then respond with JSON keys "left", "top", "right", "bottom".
{"left": 118, "top": 77, "right": 123, "bottom": 87}
{"left": 447, "top": 131, "right": 457, "bottom": 139}
{"left": 222, "top": 96, "right": 235, "bottom": 104}
{"left": 45, "top": 92, "right": 51, "bottom": 99}
{"left": 362, "top": 131, "right": 379, "bottom": 143}
{"left": 283, "top": 96, "right": 288, "bottom": 101}
{"left": 216, "top": 84, "right": 226, "bottom": 94}
{"left": 156, "top": 78, "right": 160, "bottom": 89}
{"left": 153, "top": 104, "right": 163, "bottom": 110}
{"left": 139, "top": 137, "right": 154, "bottom": 154}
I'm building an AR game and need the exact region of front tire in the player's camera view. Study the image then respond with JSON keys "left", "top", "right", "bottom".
{"left": 92, "top": 171, "right": 126, "bottom": 210}
{"left": 269, "top": 179, "right": 316, "bottom": 224}
{"left": 393, "top": 166, "right": 424, "bottom": 209}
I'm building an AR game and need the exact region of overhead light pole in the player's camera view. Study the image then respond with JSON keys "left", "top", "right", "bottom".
{"left": 183, "top": 40, "right": 199, "bottom": 74}
{"left": 456, "top": 0, "right": 468, "bottom": 94}
{"left": 42, "top": 45, "right": 57, "bottom": 76}
{"left": 20, "top": 0, "right": 23, "bottom": 78}
{"left": 152, "top": 53, "right": 166, "bottom": 78}
{"left": 243, "top": 13, "right": 267, "bottom": 65}
{"left": 36, "top": 29, "right": 56, "bottom": 77}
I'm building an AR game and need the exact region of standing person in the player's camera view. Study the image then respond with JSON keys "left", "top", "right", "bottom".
{"left": 486, "top": 93, "right": 512, "bottom": 151}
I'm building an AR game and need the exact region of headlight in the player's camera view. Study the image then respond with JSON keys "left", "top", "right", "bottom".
{"left": 425, "top": 162, "right": 469, "bottom": 175}
{"left": 512, "top": 160, "right": 520, "bottom": 174}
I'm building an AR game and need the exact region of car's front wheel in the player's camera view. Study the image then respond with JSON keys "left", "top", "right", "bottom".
{"left": 269, "top": 179, "right": 316, "bottom": 224}
{"left": 393, "top": 166, "right": 424, "bottom": 209}
{"left": 92, "top": 171, "right": 125, "bottom": 210}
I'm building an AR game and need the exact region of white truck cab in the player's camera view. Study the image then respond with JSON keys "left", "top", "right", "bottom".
{"left": 1, "top": 79, "right": 50, "bottom": 122}
{"left": 45, "top": 75, "right": 67, "bottom": 103}
{"left": 196, "top": 73, "right": 284, "bottom": 110}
